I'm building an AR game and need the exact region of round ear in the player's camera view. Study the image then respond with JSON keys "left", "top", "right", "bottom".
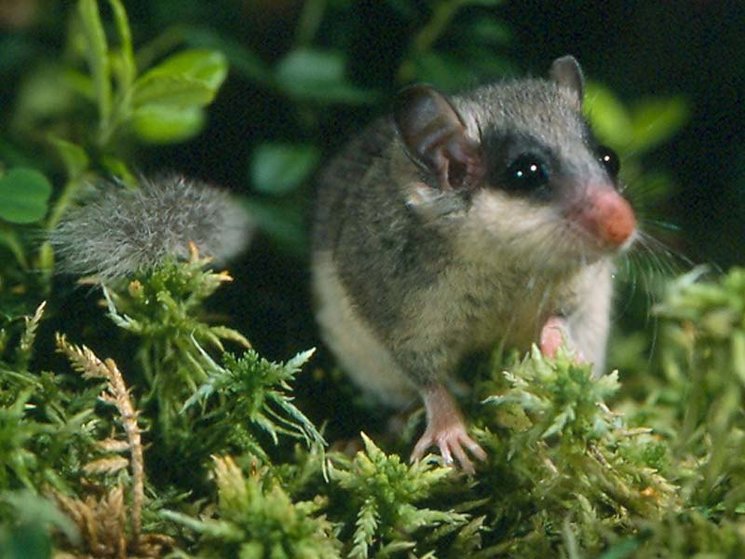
{"left": 394, "top": 85, "right": 482, "bottom": 190}
{"left": 549, "top": 55, "right": 584, "bottom": 110}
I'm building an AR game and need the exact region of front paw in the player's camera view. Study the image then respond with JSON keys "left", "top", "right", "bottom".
{"left": 540, "top": 315, "right": 585, "bottom": 363}
{"left": 410, "top": 420, "right": 486, "bottom": 474}
{"left": 539, "top": 315, "right": 567, "bottom": 358}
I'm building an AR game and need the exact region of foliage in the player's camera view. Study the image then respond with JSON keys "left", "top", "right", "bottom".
{"left": 165, "top": 455, "right": 341, "bottom": 559}
{"left": 0, "top": 303, "right": 100, "bottom": 496}
{"left": 654, "top": 269, "right": 745, "bottom": 507}
{"left": 474, "top": 351, "right": 677, "bottom": 556}
{"left": 330, "top": 433, "right": 471, "bottom": 558}
{"left": 102, "top": 253, "right": 251, "bottom": 449}
{"left": 1, "top": 0, "right": 744, "bottom": 558}
{"left": 0, "top": 168, "right": 52, "bottom": 225}
{"left": 183, "top": 348, "right": 325, "bottom": 463}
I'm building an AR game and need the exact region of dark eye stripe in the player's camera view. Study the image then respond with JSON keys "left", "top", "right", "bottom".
{"left": 505, "top": 154, "right": 549, "bottom": 192}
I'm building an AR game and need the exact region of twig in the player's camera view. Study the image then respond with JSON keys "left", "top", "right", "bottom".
{"left": 56, "top": 334, "right": 145, "bottom": 546}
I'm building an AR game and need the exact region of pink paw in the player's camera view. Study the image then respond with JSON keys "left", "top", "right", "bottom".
{"left": 411, "top": 423, "right": 486, "bottom": 474}
{"left": 539, "top": 315, "right": 586, "bottom": 363}
{"left": 412, "top": 384, "right": 486, "bottom": 474}
{"left": 539, "top": 316, "right": 566, "bottom": 359}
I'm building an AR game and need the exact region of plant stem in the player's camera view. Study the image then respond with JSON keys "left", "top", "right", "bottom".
{"left": 397, "top": 0, "right": 468, "bottom": 84}
{"left": 295, "top": 0, "right": 327, "bottom": 47}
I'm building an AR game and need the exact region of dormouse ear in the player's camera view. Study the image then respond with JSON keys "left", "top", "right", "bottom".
{"left": 549, "top": 55, "right": 584, "bottom": 110}
{"left": 394, "top": 85, "right": 482, "bottom": 190}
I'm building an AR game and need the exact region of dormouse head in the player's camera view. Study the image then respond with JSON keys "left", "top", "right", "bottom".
{"left": 394, "top": 55, "right": 636, "bottom": 270}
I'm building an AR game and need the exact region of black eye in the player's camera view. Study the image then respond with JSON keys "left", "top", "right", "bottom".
{"left": 598, "top": 145, "right": 620, "bottom": 178}
{"left": 505, "top": 154, "right": 549, "bottom": 191}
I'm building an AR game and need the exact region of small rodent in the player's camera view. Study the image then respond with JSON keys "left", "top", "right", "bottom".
{"left": 311, "top": 56, "right": 637, "bottom": 473}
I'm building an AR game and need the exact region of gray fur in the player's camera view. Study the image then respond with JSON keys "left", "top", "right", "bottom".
{"left": 312, "top": 58, "right": 633, "bottom": 407}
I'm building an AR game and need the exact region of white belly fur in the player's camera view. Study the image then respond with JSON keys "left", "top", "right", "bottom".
{"left": 312, "top": 251, "right": 418, "bottom": 408}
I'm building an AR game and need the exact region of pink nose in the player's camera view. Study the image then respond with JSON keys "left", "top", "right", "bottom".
{"left": 575, "top": 187, "right": 636, "bottom": 248}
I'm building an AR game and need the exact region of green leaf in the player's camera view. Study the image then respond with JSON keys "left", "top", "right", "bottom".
{"left": 466, "top": 18, "right": 512, "bottom": 45}
{"left": 598, "top": 538, "right": 640, "bottom": 559}
{"left": 275, "top": 48, "right": 376, "bottom": 104}
{"left": 250, "top": 143, "right": 320, "bottom": 195}
{"left": 162, "top": 49, "right": 229, "bottom": 91}
{"left": 408, "top": 51, "right": 475, "bottom": 91}
{"left": 584, "top": 82, "right": 634, "bottom": 147}
{"left": 100, "top": 155, "right": 136, "bottom": 185}
{"left": 77, "top": 0, "right": 111, "bottom": 123}
{"left": 108, "top": 0, "right": 136, "bottom": 93}
{"left": 0, "top": 523, "right": 52, "bottom": 559}
{"left": 276, "top": 48, "right": 344, "bottom": 88}
{"left": 133, "top": 77, "right": 217, "bottom": 109}
{"left": 2, "top": 491, "right": 79, "bottom": 545}
{"left": 628, "top": 97, "right": 689, "bottom": 153}
{"left": 183, "top": 27, "right": 272, "bottom": 85}
{"left": 133, "top": 49, "right": 228, "bottom": 109}
{"left": 48, "top": 137, "right": 89, "bottom": 179}
{"left": 241, "top": 197, "right": 306, "bottom": 255}
{"left": 0, "top": 168, "right": 52, "bottom": 224}
{"left": 131, "top": 104, "right": 205, "bottom": 143}
{"left": 0, "top": 226, "right": 29, "bottom": 269}
{"left": 585, "top": 84, "right": 689, "bottom": 156}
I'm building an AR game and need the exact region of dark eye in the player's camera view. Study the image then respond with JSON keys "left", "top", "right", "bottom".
{"left": 505, "top": 154, "right": 549, "bottom": 191}
{"left": 597, "top": 145, "right": 620, "bottom": 178}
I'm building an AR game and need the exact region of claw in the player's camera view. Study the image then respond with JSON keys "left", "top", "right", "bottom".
{"left": 410, "top": 384, "right": 486, "bottom": 474}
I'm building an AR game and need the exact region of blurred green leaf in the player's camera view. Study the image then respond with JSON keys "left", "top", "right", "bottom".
{"left": 132, "top": 49, "right": 228, "bottom": 108}
{"left": 461, "top": 0, "right": 504, "bottom": 6}
{"left": 385, "top": 0, "right": 418, "bottom": 18}
{"left": 48, "top": 137, "right": 89, "bottom": 179}
{"left": 11, "top": 65, "right": 76, "bottom": 137}
{"left": 77, "top": 0, "right": 111, "bottom": 124}
{"left": 0, "top": 523, "right": 52, "bottom": 559}
{"left": 276, "top": 48, "right": 343, "bottom": 87}
{"left": 598, "top": 538, "right": 640, "bottom": 559}
{"left": 183, "top": 27, "right": 272, "bottom": 85}
{"left": 137, "top": 49, "right": 228, "bottom": 94}
{"left": 275, "top": 48, "right": 376, "bottom": 104}
{"left": 133, "top": 76, "right": 216, "bottom": 108}
{"left": 584, "top": 82, "right": 634, "bottom": 147}
{"left": 628, "top": 97, "right": 689, "bottom": 153}
{"left": 131, "top": 105, "right": 205, "bottom": 144}
{"left": 467, "top": 18, "right": 512, "bottom": 45}
{"left": 2, "top": 490, "right": 79, "bottom": 545}
{"left": 585, "top": 83, "right": 689, "bottom": 158}
{"left": 100, "top": 155, "right": 137, "bottom": 185}
{"left": 0, "top": 169, "right": 52, "bottom": 224}
{"left": 241, "top": 197, "right": 306, "bottom": 255}
{"left": 407, "top": 51, "right": 475, "bottom": 91}
{"left": 108, "top": 0, "right": 136, "bottom": 93}
{"left": 0, "top": 226, "right": 28, "bottom": 269}
{"left": 0, "top": 138, "right": 41, "bottom": 170}
{"left": 250, "top": 143, "right": 320, "bottom": 195}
